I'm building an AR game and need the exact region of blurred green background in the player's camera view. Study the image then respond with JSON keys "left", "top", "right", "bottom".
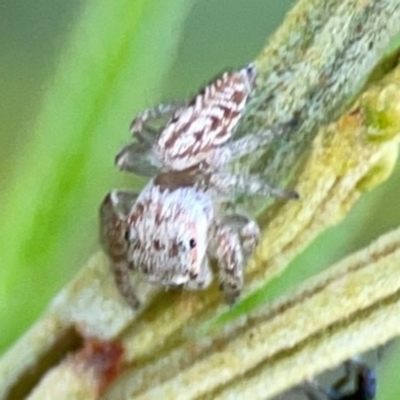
{"left": 1, "top": 0, "right": 400, "bottom": 398}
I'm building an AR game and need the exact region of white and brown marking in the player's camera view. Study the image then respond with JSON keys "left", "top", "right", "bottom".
{"left": 124, "top": 179, "right": 213, "bottom": 287}
{"left": 154, "top": 64, "right": 256, "bottom": 171}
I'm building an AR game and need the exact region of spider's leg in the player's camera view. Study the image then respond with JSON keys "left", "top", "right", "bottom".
{"left": 133, "top": 126, "right": 159, "bottom": 145}
{"left": 220, "top": 213, "right": 260, "bottom": 259}
{"left": 119, "top": 102, "right": 183, "bottom": 176}
{"left": 211, "top": 223, "right": 245, "bottom": 305}
{"left": 100, "top": 190, "right": 138, "bottom": 254}
{"left": 130, "top": 101, "right": 184, "bottom": 144}
{"left": 209, "top": 172, "right": 299, "bottom": 200}
{"left": 207, "top": 129, "right": 276, "bottom": 167}
{"left": 206, "top": 120, "right": 298, "bottom": 167}
{"left": 100, "top": 190, "right": 141, "bottom": 308}
{"left": 115, "top": 141, "right": 161, "bottom": 177}
{"left": 112, "top": 260, "right": 141, "bottom": 309}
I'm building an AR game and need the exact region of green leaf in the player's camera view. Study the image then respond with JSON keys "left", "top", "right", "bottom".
{"left": 0, "top": 0, "right": 193, "bottom": 353}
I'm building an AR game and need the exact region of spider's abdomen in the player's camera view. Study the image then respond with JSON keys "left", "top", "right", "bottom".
{"left": 154, "top": 64, "right": 256, "bottom": 171}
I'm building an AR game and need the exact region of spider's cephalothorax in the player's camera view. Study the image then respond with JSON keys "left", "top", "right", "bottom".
{"left": 100, "top": 64, "right": 298, "bottom": 308}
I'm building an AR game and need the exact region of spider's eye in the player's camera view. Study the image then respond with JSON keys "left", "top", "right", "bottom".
{"left": 189, "top": 238, "right": 197, "bottom": 249}
{"left": 124, "top": 230, "right": 130, "bottom": 242}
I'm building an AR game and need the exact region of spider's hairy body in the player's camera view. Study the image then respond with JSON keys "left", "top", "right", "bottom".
{"left": 100, "top": 63, "right": 298, "bottom": 308}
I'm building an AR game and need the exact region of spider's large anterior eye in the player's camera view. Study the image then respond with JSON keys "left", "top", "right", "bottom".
{"left": 124, "top": 230, "right": 130, "bottom": 242}
{"left": 189, "top": 238, "right": 197, "bottom": 249}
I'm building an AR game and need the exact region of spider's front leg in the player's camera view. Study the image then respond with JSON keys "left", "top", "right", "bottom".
{"left": 211, "top": 222, "right": 246, "bottom": 305}
{"left": 220, "top": 213, "right": 260, "bottom": 259}
{"left": 100, "top": 190, "right": 141, "bottom": 308}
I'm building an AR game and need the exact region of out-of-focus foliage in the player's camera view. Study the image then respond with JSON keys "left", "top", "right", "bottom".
{"left": 0, "top": 0, "right": 197, "bottom": 351}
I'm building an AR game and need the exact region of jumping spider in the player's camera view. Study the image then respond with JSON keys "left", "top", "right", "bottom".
{"left": 100, "top": 64, "right": 298, "bottom": 308}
